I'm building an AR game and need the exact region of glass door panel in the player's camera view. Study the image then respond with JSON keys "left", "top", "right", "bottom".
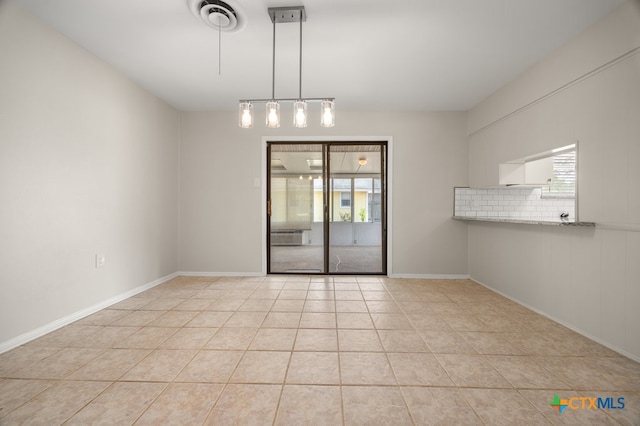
{"left": 268, "top": 144, "right": 324, "bottom": 273}
{"left": 328, "top": 145, "right": 385, "bottom": 274}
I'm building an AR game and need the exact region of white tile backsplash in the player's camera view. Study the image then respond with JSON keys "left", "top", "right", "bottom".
{"left": 454, "top": 187, "right": 575, "bottom": 221}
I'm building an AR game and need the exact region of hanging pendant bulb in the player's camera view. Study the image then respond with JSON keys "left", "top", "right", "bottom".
{"left": 266, "top": 101, "right": 280, "bottom": 128}
{"left": 293, "top": 101, "right": 308, "bottom": 128}
{"left": 238, "top": 102, "right": 253, "bottom": 128}
{"left": 320, "top": 99, "right": 335, "bottom": 127}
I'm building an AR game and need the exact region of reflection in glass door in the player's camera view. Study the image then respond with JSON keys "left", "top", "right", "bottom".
{"left": 267, "top": 142, "right": 386, "bottom": 275}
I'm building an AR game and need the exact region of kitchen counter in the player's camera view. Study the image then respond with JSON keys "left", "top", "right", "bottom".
{"left": 453, "top": 216, "right": 596, "bottom": 227}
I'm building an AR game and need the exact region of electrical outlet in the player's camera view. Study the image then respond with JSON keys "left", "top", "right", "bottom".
{"left": 96, "top": 254, "right": 106, "bottom": 268}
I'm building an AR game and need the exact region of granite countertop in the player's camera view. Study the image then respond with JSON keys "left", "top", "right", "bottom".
{"left": 453, "top": 216, "right": 596, "bottom": 227}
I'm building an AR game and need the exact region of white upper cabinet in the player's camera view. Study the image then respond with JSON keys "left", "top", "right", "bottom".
{"left": 524, "top": 156, "right": 553, "bottom": 185}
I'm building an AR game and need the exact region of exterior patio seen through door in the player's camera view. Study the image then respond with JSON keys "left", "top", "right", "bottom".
{"left": 267, "top": 142, "right": 387, "bottom": 275}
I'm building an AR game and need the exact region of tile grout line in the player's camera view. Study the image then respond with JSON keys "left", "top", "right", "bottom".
{"left": 333, "top": 277, "right": 347, "bottom": 426}
{"left": 272, "top": 325, "right": 299, "bottom": 422}
{"left": 383, "top": 278, "right": 437, "bottom": 426}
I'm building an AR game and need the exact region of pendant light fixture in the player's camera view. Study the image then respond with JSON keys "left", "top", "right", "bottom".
{"left": 266, "top": 101, "right": 280, "bottom": 128}
{"left": 239, "top": 6, "right": 335, "bottom": 129}
{"left": 321, "top": 99, "right": 335, "bottom": 128}
{"left": 239, "top": 101, "right": 253, "bottom": 128}
{"left": 293, "top": 101, "right": 307, "bottom": 128}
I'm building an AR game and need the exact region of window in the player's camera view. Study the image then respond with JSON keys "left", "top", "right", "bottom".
{"left": 543, "top": 150, "right": 576, "bottom": 197}
{"left": 340, "top": 192, "right": 351, "bottom": 208}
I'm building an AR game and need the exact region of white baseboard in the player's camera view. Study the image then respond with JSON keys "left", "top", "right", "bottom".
{"left": 179, "top": 272, "right": 471, "bottom": 280}
{"left": 388, "top": 274, "right": 470, "bottom": 280}
{"left": 470, "top": 276, "right": 640, "bottom": 364}
{"left": 178, "top": 271, "right": 264, "bottom": 277}
{"left": 0, "top": 272, "right": 178, "bottom": 355}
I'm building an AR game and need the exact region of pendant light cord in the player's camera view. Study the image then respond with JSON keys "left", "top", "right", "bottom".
{"left": 271, "top": 17, "right": 276, "bottom": 100}
{"left": 298, "top": 10, "right": 303, "bottom": 100}
{"left": 218, "top": 22, "right": 221, "bottom": 75}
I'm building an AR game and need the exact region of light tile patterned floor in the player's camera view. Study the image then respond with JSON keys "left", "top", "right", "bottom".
{"left": 1, "top": 276, "right": 639, "bottom": 425}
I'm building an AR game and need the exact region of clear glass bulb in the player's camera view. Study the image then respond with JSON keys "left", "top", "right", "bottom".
{"left": 266, "top": 101, "right": 280, "bottom": 128}
{"left": 238, "top": 102, "right": 253, "bottom": 128}
{"left": 242, "top": 110, "right": 252, "bottom": 126}
{"left": 323, "top": 108, "right": 332, "bottom": 123}
{"left": 293, "top": 101, "right": 308, "bottom": 128}
{"left": 320, "top": 100, "right": 335, "bottom": 127}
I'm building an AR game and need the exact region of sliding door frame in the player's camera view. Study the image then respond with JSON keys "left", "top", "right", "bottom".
{"left": 262, "top": 136, "right": 393, "bottom": 276}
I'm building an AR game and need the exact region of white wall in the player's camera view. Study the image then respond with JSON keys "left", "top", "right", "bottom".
{"left": 467, "top": 1, "right": 640, "bottom": 361}
{"left": 0, "top": 2, "right": 181, "bottom": 347}
{"left": 179, "top": 110, "right": 469, "bottom": 277}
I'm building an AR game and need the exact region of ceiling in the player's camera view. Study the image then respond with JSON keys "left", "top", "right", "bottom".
{"left": 14, "top": 0, "right": 623, "bottom": 112}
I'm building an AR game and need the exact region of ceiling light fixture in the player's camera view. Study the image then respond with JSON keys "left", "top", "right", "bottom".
{"left": 239, "top": 6, "right": 335, "bottom": 129}
{"left": 358, "top": 158, "right": 368, "bottom": 166}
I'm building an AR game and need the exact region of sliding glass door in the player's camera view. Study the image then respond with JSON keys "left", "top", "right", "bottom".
{"left": 268, "top": 144, "right": 325, "bottom": 273}
{"left": 267, "top": 142, "right": 386, "bottom": 275}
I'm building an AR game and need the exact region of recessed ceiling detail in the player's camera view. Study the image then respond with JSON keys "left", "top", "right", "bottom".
{"left": 187, "top": 0, "right": 246, "bottom": 32}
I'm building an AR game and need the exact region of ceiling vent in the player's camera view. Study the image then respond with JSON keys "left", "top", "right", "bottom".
{"left": 188, "top": 0, "right": 246, "bottom": 32}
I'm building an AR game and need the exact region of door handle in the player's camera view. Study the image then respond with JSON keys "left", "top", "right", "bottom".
{"left": 267, "top": 199, "right": 272, "bottom": 216}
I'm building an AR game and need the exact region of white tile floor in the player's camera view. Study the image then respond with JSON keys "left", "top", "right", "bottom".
{"left": 0, "top": 275, "right": 639, "bottom": 424}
